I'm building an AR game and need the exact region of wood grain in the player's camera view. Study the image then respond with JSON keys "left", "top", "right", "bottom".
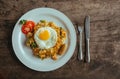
{"left": 0, "top": 0, "right": 120, "bottom": 79}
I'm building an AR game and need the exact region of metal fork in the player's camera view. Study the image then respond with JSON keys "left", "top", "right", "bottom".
{"left": 77, "top": 26, "right": 83, "bottom": 61}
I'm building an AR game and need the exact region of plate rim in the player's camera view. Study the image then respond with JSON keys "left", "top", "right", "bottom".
{"left": 12, "top": 7, "right": 77, "bottom": 72}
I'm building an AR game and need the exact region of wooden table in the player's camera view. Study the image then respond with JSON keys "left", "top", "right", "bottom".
{"left": 0, "top": 0, "right": 120, "bottom": 79}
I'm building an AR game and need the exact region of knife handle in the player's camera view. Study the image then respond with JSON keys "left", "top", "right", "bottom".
{"left": 86, "top": 39, "right": 90, "bottom": 63}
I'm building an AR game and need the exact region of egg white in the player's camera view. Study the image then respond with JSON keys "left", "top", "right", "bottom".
{"left": 34, "top": 27, "right": 57, "bottom": 49}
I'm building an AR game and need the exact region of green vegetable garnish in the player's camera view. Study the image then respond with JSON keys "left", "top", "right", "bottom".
{"left": 19, "top": 20, "right": 27, "bottom": 25}
{"left": 30, "top": 42, "right": 37, "bottom": 48}
{"left": 40, "top": 20, "right": 46, "bottom": 23}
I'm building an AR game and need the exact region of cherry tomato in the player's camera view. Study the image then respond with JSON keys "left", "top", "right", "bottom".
{"left": 25, "top": 21, "right": 35, "bottom": 29}
{"left": 21, "top": 25, "right": 31, "bottom": 34}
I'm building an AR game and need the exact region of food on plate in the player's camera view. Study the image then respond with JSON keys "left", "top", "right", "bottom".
{"left": 20, "top": 20, "right": 67, "bottom": 60}
{"left": 34, "top": 27, "right": 57, "bottom": 49}
{"left": 20, "top": 20, "right": 35, "bottom": 34}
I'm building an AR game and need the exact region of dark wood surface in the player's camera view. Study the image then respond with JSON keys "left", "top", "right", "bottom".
{"left": 0, "top": 0, "right": 120, "bottom": 79}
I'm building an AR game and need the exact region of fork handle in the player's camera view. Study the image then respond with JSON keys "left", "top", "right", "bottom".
{"left": 78, "top": 31, "right": 83, "bottom": 60}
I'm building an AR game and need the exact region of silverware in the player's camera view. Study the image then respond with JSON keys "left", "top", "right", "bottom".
{"left": 85, "top": 15, "right": 90, "bottom": 63}
{"left": 77, "top": 26, "right": 83, "bottom": 61}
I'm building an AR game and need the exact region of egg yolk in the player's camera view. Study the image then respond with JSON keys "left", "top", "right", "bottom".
{"left": 39, "top": 30, "right": 50, "bottom": 40}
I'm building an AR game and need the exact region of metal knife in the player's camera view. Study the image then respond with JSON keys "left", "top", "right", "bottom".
{"left": 85, "top": 15, "right": 90, "bottom": 63}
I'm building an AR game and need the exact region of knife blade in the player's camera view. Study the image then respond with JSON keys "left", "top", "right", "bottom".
{"left": 85, "top": 15, "right": 90, "bottom": 63}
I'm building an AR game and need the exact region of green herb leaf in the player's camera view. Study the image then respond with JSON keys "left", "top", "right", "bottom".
{"left": 40, "top": 20, "right": 46, "bottom": 23}
{"left": 19, "top": 20, "right": 27, "bottom": 25}
{"left": 30, "top": 42, "right": 37, "bottom": 48}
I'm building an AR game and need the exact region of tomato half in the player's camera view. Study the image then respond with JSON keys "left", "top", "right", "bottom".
{"left": 25, "top": 21, "right": 35, "bottom": 30}
{"left": 21, "top": 25, "right": 31, "bottom": 34}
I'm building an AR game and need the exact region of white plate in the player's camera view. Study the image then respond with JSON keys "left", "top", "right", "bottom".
{"left": 12, "top": 8, "right": 76, "bottom": 72}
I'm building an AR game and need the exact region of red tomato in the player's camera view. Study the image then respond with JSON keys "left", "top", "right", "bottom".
{"left": 21, "top": 25, "right": 31, "bottom": 34}
{"left": 25, "top": 21, "right": 35, "bottom": 30}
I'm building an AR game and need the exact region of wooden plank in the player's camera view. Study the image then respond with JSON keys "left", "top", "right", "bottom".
{"left": 0, "top": 0, "right": 120, "bottom": 79}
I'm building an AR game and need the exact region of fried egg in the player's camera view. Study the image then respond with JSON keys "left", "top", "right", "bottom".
{"left": 34, "top": 27, "right": 57, "bottom": 49}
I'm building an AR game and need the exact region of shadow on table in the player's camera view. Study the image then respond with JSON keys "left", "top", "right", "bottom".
{"left": 5, "top": 19, "right": 28, "bottom": 69}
